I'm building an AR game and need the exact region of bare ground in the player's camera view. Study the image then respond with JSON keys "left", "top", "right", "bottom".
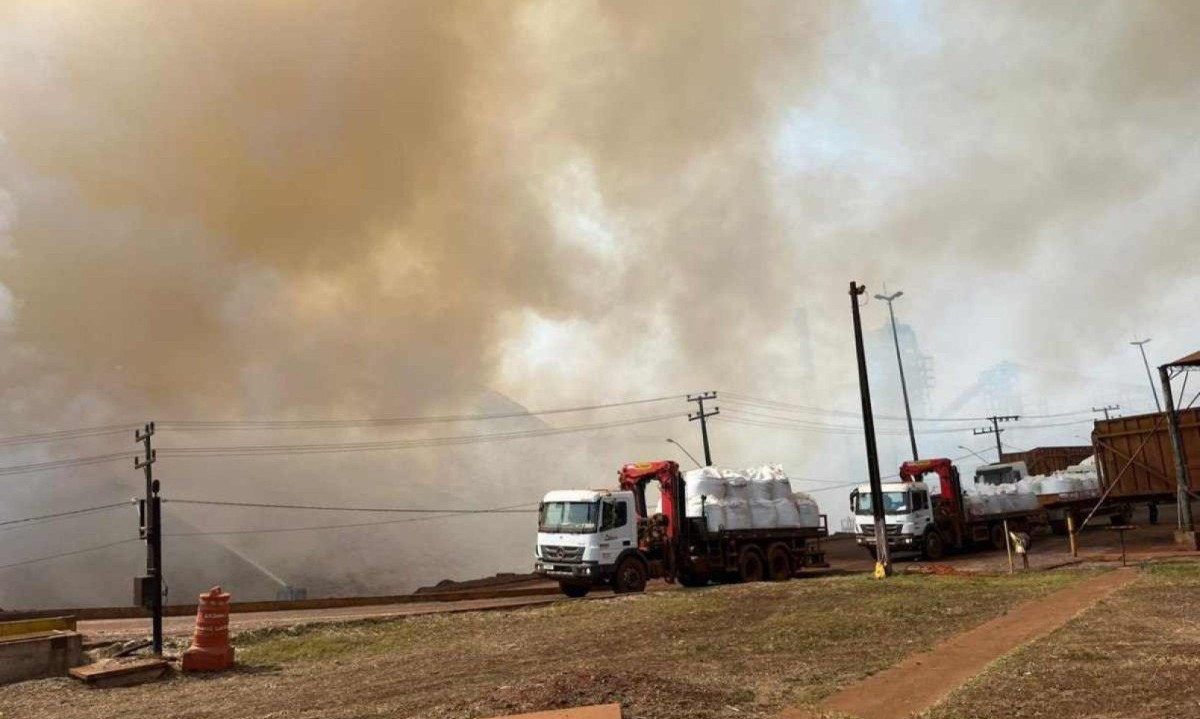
{"left": 0, "top": 571, "right": 1092, "bottom": 719}
{"left": 921, "top": 561, "right": 1200, "bottom": 719}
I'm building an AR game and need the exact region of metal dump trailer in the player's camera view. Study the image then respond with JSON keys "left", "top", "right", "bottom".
{"left": 999, "top": 445, "right": 1094, "bottom": 476}
{"left": 1092, "top": 408, "right": 1200, "bottom": 500}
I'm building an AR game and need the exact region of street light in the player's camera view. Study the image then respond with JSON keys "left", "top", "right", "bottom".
{"left": 1131, "top": 338, "right": 1162, "bottom": 412}
{"left": 874, "top": 289, "right": 919, "bottom": 461}
{"left": 666, "top": 438, "right": 702, "bottom": 468}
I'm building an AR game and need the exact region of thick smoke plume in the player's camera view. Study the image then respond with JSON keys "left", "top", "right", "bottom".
{"left": 1, "top": 1, "right": 1198, "bottom": 606}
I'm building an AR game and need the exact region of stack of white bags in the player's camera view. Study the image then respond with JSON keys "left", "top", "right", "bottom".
{"left": 963, "top": 456, "right": 1101, "bottom": 517}
{"left": 659, "top": 464, "right": 821, "bottom": 531}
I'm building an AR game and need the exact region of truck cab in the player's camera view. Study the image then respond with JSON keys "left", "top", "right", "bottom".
{"left": 974, "top": 461, "right": 1030, "bottom": 487}
{"left": 851, "top": 481, "right": 938, "bottom": 557}
{"left": 534, "top": 489, "right": 639, "bottom": 597}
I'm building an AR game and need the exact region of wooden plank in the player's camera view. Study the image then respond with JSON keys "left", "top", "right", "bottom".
{"left": 69, "top": 657, "right": 170, "bottom": 688}
{"left": 480, "top": 705, "right": 622, "bottom": 719}
{"left": 0, "top": 615, "right": 76, "bottom": 638}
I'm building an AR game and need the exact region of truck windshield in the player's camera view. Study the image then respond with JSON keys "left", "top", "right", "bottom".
{"left": 855, "top": 491, "right": 911, "bottom": 515}
{"left": 976, "top": 466, "right": 1019, "bottom": 485}
{"left": 539, "top": 501, "right": 599, "bottom": 533}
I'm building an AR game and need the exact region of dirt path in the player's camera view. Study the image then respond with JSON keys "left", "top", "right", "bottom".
{"left": 787, "top": 567, "right": 1141, "bottom": 719}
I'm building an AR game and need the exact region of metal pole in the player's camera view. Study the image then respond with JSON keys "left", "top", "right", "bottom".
{"left": 1132, "top": 339, "right": 1161, "bottom": 412}
{"left": 1159, "top": 366, "right": 1194, "bottom": 535}
{"left": 1003, "top": 519, "right": 1013, "bottom": 574}
{"left": 850, "top": 282, "right": 891, "bottom": 577}
{"left": 1067, "top": 514, "right": 1077, "bottom": 557}
{"left": 666, "top": 438, "right": 702, "bottom": 469}
{"left": 876, "top": 291, "right": 919, "bottom": 461}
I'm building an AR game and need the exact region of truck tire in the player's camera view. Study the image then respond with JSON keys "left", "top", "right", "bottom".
{"left": 613, "top": 557, "right": 648, "bottom": 594}
{"left": 766, "top": 543, "right": 793, "bottom": 581}
{"left": 737, "top": 546, "right": 766, "bottom": 583}
{"left": 559, "top": 582, "right": 590, "bottom": 598}
{"left": 923, "top": 530, "right": 945, "bottom": 560}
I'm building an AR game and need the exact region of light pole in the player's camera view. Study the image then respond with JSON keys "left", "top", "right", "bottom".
{"left": 666, "top": 438, "right": 702, "bottom": 468}
{"left": 1131, "top": 339, "right": 1162, "bottom": 412}
{"left": 874, "top": 290, "right": 919, "bottom": 461}
{"left": 957, "top": 445, "right": 990, "bottom": 463}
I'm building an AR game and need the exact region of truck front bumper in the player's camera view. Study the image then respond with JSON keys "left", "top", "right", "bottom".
{"left": 856, "top": 534, "right": 917, "bottom": 548}
{"left": 534, "top": 561, "right": 603, "bottom": 581}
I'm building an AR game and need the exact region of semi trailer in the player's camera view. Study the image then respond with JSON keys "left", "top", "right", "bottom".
{"left": 534, "top": 461, "right": 828, "bottom": 596}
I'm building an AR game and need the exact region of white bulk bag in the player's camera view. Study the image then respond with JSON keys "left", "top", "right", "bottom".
{"left": 773, "top": 498, "right": 803, "bottom": 527}
{"left": 747, "top": 467, "right": 776, "bottom": 502}
{"left": 722, "top": 498, "right": 753, "bottom": 530}
{"left": 793, "top": 492, "right": 821, "bottom": 527}
{"left": 749, "top": 499, "right": 778, "bottom": 528}
{"left": 683, "top": 467, "right": 727, "bottom": 503}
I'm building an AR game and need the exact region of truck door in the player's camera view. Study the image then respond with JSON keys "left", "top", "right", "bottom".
{"left": 912, "top": 488, "right": 933, "bottom": 534}
{"left": 598, "top": 498, "right": 634, "bottom": 565}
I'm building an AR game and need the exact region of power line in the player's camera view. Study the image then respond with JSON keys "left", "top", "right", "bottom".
{"left": 165, "top": 502, "right": 538, "bottom": 537}
{"left": 0, "top": 501, "right": 130, "bottom": 528}
{"left": 0, "top": 538, "right": 140, "bottom": 572}
{"left": 0, "top": 453, "right": 132, "bottom": 478}
{"left": 720, "top": 407, "right": 971, "bottom": 436}
{"left": 156, "top": 412, "right": 682, "bottom": 458}
{"left": 723, "top": 392, "right": 1097, "bottom": 423}
{"left": 0, "top": 424, "right": 136, "bottom": 448}
{"left": 165, "top": 498, "right": 536, "bottom": 514}
{"left": 158, "top": 395, "right": 683, "bottom": 431}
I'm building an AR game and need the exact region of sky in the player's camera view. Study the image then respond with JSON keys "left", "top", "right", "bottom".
{"left": 0, "top": 0, "right": 1197, "bottom": 605}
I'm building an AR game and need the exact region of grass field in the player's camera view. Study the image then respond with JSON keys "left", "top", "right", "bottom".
{"left": 0, "top": 570, "right": 1094, "bottom": 719}
{"left": 922, "top": 562, "right": 1200, "bottom": 719}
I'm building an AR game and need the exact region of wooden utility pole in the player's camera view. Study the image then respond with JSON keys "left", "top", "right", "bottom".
{"left": 687, "top": 392, "right": 719, "bottom": 466}
{"left": 973, "top": 415, "right": 1019, "bottom": 462}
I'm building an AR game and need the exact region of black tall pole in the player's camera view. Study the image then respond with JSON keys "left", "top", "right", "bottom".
{"left": 850, "top": 282, "right": 891, "bottom": 576}
{"left": 135, "top": 422, "right": 162, "bottom": 655}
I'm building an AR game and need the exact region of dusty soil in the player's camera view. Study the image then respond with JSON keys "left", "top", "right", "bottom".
{"left": 816, "top": 567, "right": 1140, "bottom": 719}
{"left": 923, "top": 561, "right": 1200, "bottom": 719}
{"left": 0, "top": 571, "right": 1090, "bottom": 719}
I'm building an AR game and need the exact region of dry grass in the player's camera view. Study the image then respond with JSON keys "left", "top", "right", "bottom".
{"left": 1, "top": 570, "right": 1094, "bottom": 719}
{"left": 923, "top": 562, "right": 1200, "bottom": 719}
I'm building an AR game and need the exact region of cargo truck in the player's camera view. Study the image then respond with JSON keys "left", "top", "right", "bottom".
{"left": 973, "top": 457, "right": 1132, "bottom": 534}
{"left": 851, "top": 457, "right": 1047, "bottom": 560}
{"left": 534, "top": 460, "right": 828, "bottom": 597}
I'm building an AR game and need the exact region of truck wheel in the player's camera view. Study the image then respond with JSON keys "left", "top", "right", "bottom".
{"left": 989, "top": 523, "right": 1007, "bottom": 551}
{"left": 613, "top": 557, "right": 647, "bottom": 594}
{"left": 923, "top": 531, "right": 945, "bottom": 560}
{"left": 737, "top": 546, "right": 766, "bottom": 583}
{"left": 559, "top": 582, "right": 589, "bottom": 598}
{"left": 766, "top": 544, "right": 792, "bottom": 581}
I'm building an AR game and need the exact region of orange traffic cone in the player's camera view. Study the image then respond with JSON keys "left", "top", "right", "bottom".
{"left": 181, "top": 586, "right": 235, "bottom": 672}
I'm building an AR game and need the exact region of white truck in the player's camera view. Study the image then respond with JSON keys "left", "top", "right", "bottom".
{"left": 851, "top": 457, "right": 1047, "bottom": 559}
{"left": 534, "top": 461, "right": 828, "bottom": 596}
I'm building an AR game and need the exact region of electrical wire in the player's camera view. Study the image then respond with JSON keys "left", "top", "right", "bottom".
{"left": 158, "top": 395, "right": 684, "bottom": 431}
{"left": 165, "top": 502, "right": 539, "bottom": 537}
{"left": 0, "top": 453, "right": 132, "bottom": 478}
{"left": 719, "top": 407, "right": 972, "bottom": 436}
{"left": 722, "top": 391, "right": 1098, "bottom": 423}
{"left": 157, "top": 412, "right": 682, "bottom": 458}
{"left": 165, "top": 498, "right": 534, "bottom": 514}
{"left": 0, "top": 424, "right": 137, "bottom": 448}
{"left": 0, "top": 538, "right": 140, "bottom": 572}
{"left": 0, "top": 501, "right": 131, "bottom": 528}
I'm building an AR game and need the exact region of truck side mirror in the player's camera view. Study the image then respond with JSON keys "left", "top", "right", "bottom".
{"left": 849, "top": 489, "right": 858, "bottom": 512}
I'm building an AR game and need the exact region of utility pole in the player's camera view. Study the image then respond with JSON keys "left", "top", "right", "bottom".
{"left": 874, "top": 289, "right": 918, "bottom": 461}
{"left": 1131, "top": 339, "right": 1161, "bottom": 412}
{"left": 687, "top": 392, "right": 719, "bottom": 466}
{"left": 850, "top": 281, "right": 890, "bottom": 577}
{"left": 972, "top": 415, "right": 1019, "bottom": 463}
{"left": 1092, "top": 404, "right": 1120, "bottom": 421}
{"left": 135, "top": 422, "right": 163, "bottom": 655}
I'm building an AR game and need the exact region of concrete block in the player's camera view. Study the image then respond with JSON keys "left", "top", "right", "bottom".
{"left": 0, "top": 630, "right": 83, "bottom": 685}
{"left": 1173, "top": 530, "right": 1200, "bottom": 549}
